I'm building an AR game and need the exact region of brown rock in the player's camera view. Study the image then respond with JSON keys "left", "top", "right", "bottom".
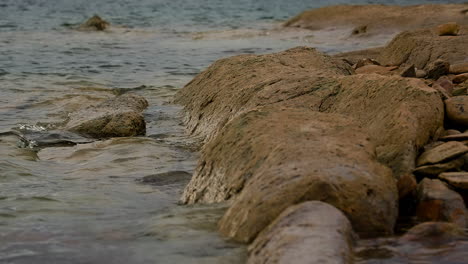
{"left": 354, "top": 58, "right": 380, "bottom": 69}
{"left": 397, "top": 173, "right": 418, "bottom": 199}
{"left": 400, "top": 64, "right": 416, "bottom": 78}
{"left": 445, "top": 129, "right": 462, "bottom": 136}
{"left": 450, "top": 62, "right": 468, "bottom": 74}
{"left": 413, "top": 157, "right": 464, "bottom": 178}
{"left": 78, "top": 15, "right": 110, "bottom": 31}
{"left": 453, "top": 73, "right": 468, "bottom": 84}
{"left": 439, "top": 172, "right": 468, "bottom": 189}
{"left": 248, "top": 202, "right": 355, "bottom": 264}
{"left": 355, "top": 65, "right": 398, "bottom": 75}
{"left": 426, "top": 59, "right": 450, "bottom": 80}
{"left": 378, "top": 27, "right": 468, "bottom": 70}
{"left": 452, "top": 86, "right": 468, "bottom": 96}
{"left": 399, "top": 222, "right": 465, "bottom": 244}
{"left": 440, "top": 131, "right": 468, "bottom": 141}
{"left": 64, "top": 93, "right": 148, "bottom": 138}
{"left": 435, "top": 76, "right": 454, "bottom": 94}
{"left": 416, "top": 141, "right": 468, "bottom": 166}
{"left": 437, "top": 22, "right": 461, "bottom": 36}
{"left": 416, "top": 178, "right": 466, "bottom": 228}
{"left": 416, "top": 69, "right": 427, "bottom": 78}
{"left": 445, "top": 96, "right": 468, "bottom": 126}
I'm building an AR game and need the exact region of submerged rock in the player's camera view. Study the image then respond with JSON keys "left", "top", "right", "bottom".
{"left": 139, "top": 171, "right": 192, "bottom": 186}
{"left": 64, "top": 93, "right": 148, "bottom": 138}
{"left": 248, "top": 201, "right": 355, "bottom": 264}
{"left": 78, "top": 15, "right": 110, "bottom": 31}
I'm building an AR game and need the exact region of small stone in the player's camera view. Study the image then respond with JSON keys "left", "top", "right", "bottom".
{"left": 452, "top": 73, "right": 468, "bottom": 84}
{"left": 439, "top": 172, "right": 468, "bottom": 189}
{"left": 426, "top": 59, "right": 450, "bottom": 80}
{"left": 353, "top": 58, "right": 380, "bottom": 69}
{"left": 416, "top": 178, "right": 466, "bottom": 228}
{"left": 450, "top": 62, "right": 468, "bottom": 74}
{"left": 413, "top": 157, "right": 464, "bottom": 179}
{"left": 445, "top": 96, "right": 468, "bottom": 126}
{"left": 437, "top": 22, "right": 461, "bottom": 36}
{"left": 416, "top": 141, "right": 468, "bottom": 166}
{"left": 400, "top": 64, "right": 416, "bottom": 78}
{"left": 416, "top": 69, "right": 427, "bottom": 78}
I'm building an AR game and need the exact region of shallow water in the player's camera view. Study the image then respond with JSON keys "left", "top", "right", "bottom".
{"left": 1, "top": 0, "right": 467, "bottom": 263}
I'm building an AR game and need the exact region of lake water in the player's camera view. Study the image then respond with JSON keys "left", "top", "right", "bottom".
{"left": 1, "top": 0, "right": 467, "bottom": 263}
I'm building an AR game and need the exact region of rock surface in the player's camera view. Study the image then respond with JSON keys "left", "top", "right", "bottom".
{"left": 64, "top": 93, "right": 148, "bottom": 138}
{"left": 416, "top": 178, "right": 466, "bottom": 228}
{"left": 416, "top": 141, "right": 468, "bottom": 166}
{"left": 399, "top": 222, "right": 465, "bottom": 245}
{"left": 377, "top": 26, "right": 468, "bottom": 69}
{"left": 437, "top": 22, "right": 461, "bottom": 36}
{"left": 413, "top": 157, "right": 465, "bottom": 178}
{"left": 78, "top": 15, "right": 110, "bottom": 31}
{"left": 247, "top": 201, "right": 354, "bottom": 264}
{"left": 445, "top": 96, "right": 468, "bottom": 126}
{"left": 450, "top": 63, "right": 468, "bottom": 74}
{"left": 426, "top": 59, "right": 450, "bottom": 80}
{"left": 439, "top": 172, "right": 468, "bottom": 189}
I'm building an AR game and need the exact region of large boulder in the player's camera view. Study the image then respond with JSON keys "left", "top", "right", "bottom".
{"left": 64, "top": 93, "right": 148, "bottom": 138}
{"left": 183, "top": 106, "right": 398, "bottom": 242}
{"left": 284, "top": 4, "right": 468, "bottom": 36}
{"left": 378, "top": 26, "right": 468, "bottom": 69}
{"left": 247, "top": 201, "right": 355, "bottom": 264}
{"left": 176, "top": 48, "right": 443, "bottom": 180}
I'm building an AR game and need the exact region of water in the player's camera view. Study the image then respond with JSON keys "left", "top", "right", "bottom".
{"left": 0, "top": 0, "right": 467, "bottom": 263}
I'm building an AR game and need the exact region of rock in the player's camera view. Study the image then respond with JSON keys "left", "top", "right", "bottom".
{"left": 399, "top": 222, "right": 465, "bottom": 245}
{"left": 450, "top": 62, "right": 468, "bottom": 74}
{"left": 416, "top": 69, "right": 427, "bottom": 78}
{"left": 354, "top": 58, "right": 380, "bottom": 69}
{"left": 355, "top": 65, "right": 398, "bottom": 75}
{"left": 397, "top": 173, "right": 418, "bottom": 199}
{"left": 378, "top": 26, "right": 468, "bottom": 70}
{"left": 437, "top": 22, "right": 461, "bottom": 36}
{"left": 413, "top": 157, "right": 464, "bottom": 179}
{"left": 445, "top": 96, "right": 468, "bottom": 126}
{"left": 176, "top": 47, "right": 443, "bottom": 181}
{"left": 284, "top": 4, "right": 468, "bottom": 37}
{"left": 78, "top": 15, "right": 109, "bottom": 31}
{"left": 64, "top": 93, "right": 148, "bottom": 138}
{"left": 426, "top": 59, "right": 450, "bottom": 80}
{"left": 453, "top": 73, "right": 468, "bottom": 84}
{"left": 416, "top": 141, "right": 468, "bottom": 166}
{"left": 445, "top": 129, "right": 462, "bottom": 136}
{"left": 138, "top": 171, "right": 192, "bottom": 186}
{"left": 400, "top": 64, "right": 416, "bottom": 78}
{"left": 248, "top": 202, "right": 355, "bottom": 264}
{"left": 433, "top": 84, "right": 452, "bottom": 100}
{"left": 435, "top": 76, "right": 454, "bottom": 94}
{"left": 439, "top": 172, "right": 468, "bottom": 189}
{"left": 452, "top": 86, "right": 468, "bottom": 96}
{"left": 333, "top": 47, "right": 383, "bottom": 65}
{"left": 416, "top": 178, "right": 466, "bottom": 228}
{"left": 440, "top": 131, "right": 468, "bottom": 141}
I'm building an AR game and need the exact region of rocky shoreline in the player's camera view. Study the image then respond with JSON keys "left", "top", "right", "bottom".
{"left": 174, "top": 4, "right": 468, "bottom": 263}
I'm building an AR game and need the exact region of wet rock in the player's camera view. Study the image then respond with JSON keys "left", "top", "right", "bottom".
{"left": 453, "top": 73, "right": 468, "bottom": 84}
{"left": 176, "top": 48, "right": 443, "bottom": 181}
{"left": 183, "top": 106, "right": 397, "bottom": 242}
{"left": 445, "top": 96, "right": 468, "bottom": 126}
{"left": 354, "top": 58, "right": 380, "bottom": 69}
{"left": 416, "top": 141, "right": 468, "bottom": 166}
{"left": 139, "top": 171, "right": 192, "bottom": 186}
{"left": 450, "top": 62, "right": 468, "bottom": 74}
{"left": 64, "top": 93, "right": 148, "bottom": 138}
{"left": 400, "top": 64, "right": 416, "bottom": 78}
{"left": 378, "top": 26, "right": 468, "bottom": 70}
{"left": 426, "top": 59, "right": 450, "bottom": 80}
{"left": 355, "top": 65, "right": 398, "bottom": 75}
{"left": 413, "top": 157, "right": 464, "bottom": 179}
{"left": 78, "top": 15, "right": 109, "bottom": 31}
{"left": 439, "top": 172, "right": 468, "bottom": 189}
{"left": 248, "top": 201, "right": 355, "bottom": 264}
{"left": 399, "top": 222, "right": 465, "bottom": 245}
{"left": 416, "top": 178, "right": 466, "bottom": 228}
{"left": 437, "top": 22, "right": 461, "bottom": 36}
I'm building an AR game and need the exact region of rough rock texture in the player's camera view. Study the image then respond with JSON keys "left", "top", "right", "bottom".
{"left": 439, "top": 172, "right": 468, "bottom": 189}
{"left": 247, "top": 202, "right": 354, "bottom": 264}
{"left": 378, "top": 26, "right": 468, "bottom": 69}
{"left": 175, "top": 47, "right": 353, "bottom": 142}
{"left": 183, "top": 106, "right": 397, "bottom": 242}
{"left": 413, "top": 157, "right": 465, "bottom": 178}
{"left": 78, "top": 15, "right": 110, "bottom": 31}
{"left": 399, "top": 222, "right": 465, "bottom": 244}
{"left": 176, "top": 48, "right": 443, "bottom": 180}
{"left": 416, "top": 141, "right": 468, "bottom": 166}
{"left": 426, "top": 59, "right": 450, "bottom": 80}
{"left": 64, "top": 93, "right": 148, "bottom": 138}
{"left": 445, "top": 96, "right": 468, "bottom": 126}
{"left": 437, "top": 22, "right": 461, "bottom": 36}
{"left": 450, "top": 62, "right": 468, "bottom": 74}
{"left": 284, "top": 4, "right": 468, "bottom": 36}
{"left": 453, "top": 73, "right": 468, "bottom": 84}
{"left": 416, "top": 178, "right": 466, "bottom": 228}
